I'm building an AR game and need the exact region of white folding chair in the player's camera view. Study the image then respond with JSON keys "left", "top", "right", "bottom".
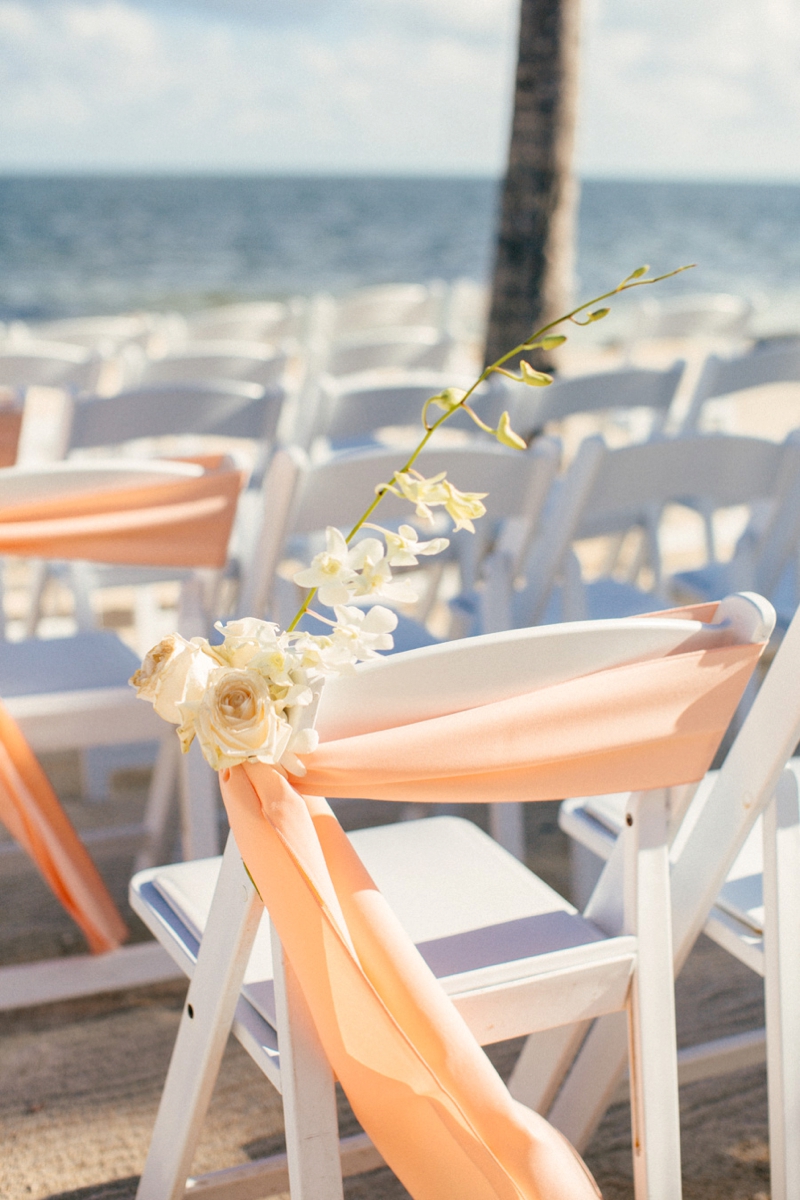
{"left": 632, "top": 292, "right": 752, "bottom": 344}
{"left": 490, "top": 430, "right": 800, "bottom": 633}
{"left": 0, "top": 461, "right": 240, "bottom": 858}
{"left": 303, "top": 369, "right": 507, "bottom": 452}
{"left": 138, "top": 341, "right": 287, "bottom": 389}
{"left": 331, "top": 281, "right": 448, "bottom": 337}
{"left": 130, "top": 595, "right": 770, "bottom": 1200}
{"left": 324, "top": 326, "right": 463, "bottom": 377}
{"left": 184, "top": 300, "right": 305, "bottom": 345}
{"left": 681, "top": 340, "right": 800, "bottom": 434}
{"left": 0, "top": 342, "right": 103, "bottom": 392}
{"left": 508, "top": 361, "right": 686, "bottom": 443}
{"left": 508, "top": 597, "right": 800, "bottom": 1200}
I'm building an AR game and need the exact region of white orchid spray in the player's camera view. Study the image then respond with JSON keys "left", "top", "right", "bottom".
{"left": 131, "top": 264, "right": 692, "bottom": 771}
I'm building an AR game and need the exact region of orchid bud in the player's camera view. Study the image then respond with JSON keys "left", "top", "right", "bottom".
{"left": 431, "top": 387, "right": 467, "bottom": 412}
{"left": 520, "top": 360, "right": 553, "bottom": 387}
{"left": 495, "top": 411, "right": 527, "bottom": 450}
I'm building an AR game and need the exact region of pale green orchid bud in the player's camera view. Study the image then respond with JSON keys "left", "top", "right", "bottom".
{"left": 627, "top": 265, "right": 649, "bottom": 280}
{"left": 586, "top": 307, "right": 610, "bottom": 323}
{"left": 524, "top": 333, "right": 567, "bottom": 351}
{"left": 520, "top": 360, "right": 553, "bottom": 387}
{"left": 495, "top": 411, "right": 527, "bottom": 450}
{"left": 431, "top": 387, "right": 467, "bottom": 412}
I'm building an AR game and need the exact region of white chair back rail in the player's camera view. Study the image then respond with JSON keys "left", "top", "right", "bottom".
{"left": 312, "top": 370, "right": 506, "bottom": 447}
{"left": 67, "top": 380, "right": 284, "bottom": 450}
{"left": 683, "top": 341, "right": 800, "bottom": 432}
{"left": 510, "top": 361, "right": 685, "bottom": 440}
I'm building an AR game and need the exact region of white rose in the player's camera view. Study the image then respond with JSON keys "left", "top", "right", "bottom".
{"left": 130, "top": 634, "right": 216, "bottom": 724}
{"left": 213, "top": 617, "right": 283, "bottom": 669}
{"left": 187, "top": 667, "right": 294, "bottom": 771}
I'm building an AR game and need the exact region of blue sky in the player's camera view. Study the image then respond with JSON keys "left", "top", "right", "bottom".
{"left": 2, "top": 0, "right": 800, "bottom": 178}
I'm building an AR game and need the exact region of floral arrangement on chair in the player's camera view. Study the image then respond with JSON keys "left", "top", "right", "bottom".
{"left": 131, "top": 265, "right": 689, "bottom": 764}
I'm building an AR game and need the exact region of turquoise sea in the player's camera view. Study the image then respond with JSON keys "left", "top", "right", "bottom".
{"left": 1, "top": 175, "right": 799, "bottom": 331}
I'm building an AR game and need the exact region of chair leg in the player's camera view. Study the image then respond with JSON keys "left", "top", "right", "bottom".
{"left": 134, "top": 734, "right": 179, "bottom": 872}
{"left": 489, "top": 802, "right": 526, "bottom": 861}
{"left": 763, "top": 785, "right": 800, "bottom": 1200}
{"left": 624, "top": 790, "right": 682, "bottom": 1200}
{"left": 272, "top": 927, "right": 345, "bottom": 1200}
{"left": 136, "top": 834, "right": 263, "bottom": 1200}
{"left": 178, "top": 740, "right": 220, "bottom": 861}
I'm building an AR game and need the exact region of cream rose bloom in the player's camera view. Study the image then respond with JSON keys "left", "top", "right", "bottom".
{"left": 183, "top": 667, "right": 294, "bottom": 770}
{"left": 129, "top": 633, "right": 216, "bottom": 724}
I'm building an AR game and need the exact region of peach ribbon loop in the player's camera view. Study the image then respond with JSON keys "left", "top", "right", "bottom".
{"left": 0, "top": 463, "right": 244, "bottom": 952}
{"left": 220, "top": 603, "right": 765, "bottom": 1200}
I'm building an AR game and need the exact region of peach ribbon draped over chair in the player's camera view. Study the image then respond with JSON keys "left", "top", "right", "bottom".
{"left": 0, "top": 467, "right": 243, "bottom": 567}
{"left": 220, "top": 602, "right": 765, "bottom": 1200}
{"left": 0, "top": 465, "right": 243, "bottom": 953}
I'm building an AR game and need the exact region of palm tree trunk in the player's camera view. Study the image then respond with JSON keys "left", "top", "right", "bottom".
{"left": 484, "top": 0, "right": 581, "bottom": 368}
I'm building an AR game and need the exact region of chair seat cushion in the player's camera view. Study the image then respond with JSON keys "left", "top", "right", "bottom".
{"left": 0, "top": 631, "right": 141, "bottom": 697}
{"left": 133, "top": 815, "right": 620, "bottom": 1031}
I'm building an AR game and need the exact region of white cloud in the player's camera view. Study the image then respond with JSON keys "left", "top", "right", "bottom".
{"left": 1, "top": 0, "right": 800, "bottom": 178}
{"left": 0, "top": 0, "right": 517, "bottom": 171}
{"left": 578, "top": 0, "right": 800, "bottom": 179}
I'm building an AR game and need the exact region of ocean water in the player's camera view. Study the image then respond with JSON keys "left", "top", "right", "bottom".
{"left": 1, "top": 175, "right": 799, "bottom": 331}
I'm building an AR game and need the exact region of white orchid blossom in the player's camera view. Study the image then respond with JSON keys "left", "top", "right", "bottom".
{"left": 389, "top": 470, "right": 450, "bottom": 524}
{"left": 330, "top": 604, "right": 398, "bottom": 661}
{"left": 348, "top": 537, "right": 419, "bottom": 603}
{"left": 365, "top": 523, "right": 449, "bottom": 566}
{"left": 292, "top": 526, "right": 359, "bottom": 606}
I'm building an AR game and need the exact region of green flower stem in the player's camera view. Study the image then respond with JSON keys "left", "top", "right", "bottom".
{"left": 285, "top": 264, "right": 693, "bottom": 632}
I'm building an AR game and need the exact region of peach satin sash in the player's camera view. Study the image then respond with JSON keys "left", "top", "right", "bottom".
{"left": 220, "top": 610, "right": 765, "bottom": 1200}
{"left": 0, "top": 702, "right": 127, "bottom": 952}
{"left": 0, "top": 465, "right": 244, "bottom": 952}
{"left": 0, "top": 467, "right": 243, "bottom": 567}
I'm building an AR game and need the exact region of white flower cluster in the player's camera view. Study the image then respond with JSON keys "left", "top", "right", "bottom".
{"left": 132, "top": 467, "right": 487, "bottom": 772}
{"left": 130, "top": 613, "right": 397, "bottom": 773}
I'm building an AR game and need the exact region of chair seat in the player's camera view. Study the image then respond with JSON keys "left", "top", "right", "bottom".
{"left": 131, "top": 816, "right": 636, "bottom": 1042}
{"left": 0, "top": 632, "right": 161, "bottom": 752}
{"left": 0, "top": 630, "right": 140, "bottom": 696}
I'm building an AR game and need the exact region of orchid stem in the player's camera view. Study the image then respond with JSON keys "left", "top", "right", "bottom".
{"left": 285, "top": 264, "right": 694, "bottom": 632}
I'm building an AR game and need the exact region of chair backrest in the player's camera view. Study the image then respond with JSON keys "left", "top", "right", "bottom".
{"left": 0, "top": 458, "right": 243, "bottom": 570}
{"left": 315, "top": 592, "right": 772, "bottom": 740}
{"left": 516, "top": 431, "right": 800, "bottom": 622}
{"left": 325, "top": 327, "right": 456, "bottom": 377}
{"left": 510, "top": 362, "right": 685, "bottom": 440}
{"left": 332, "top": 282, "right": 447, "bottom": 337}
{"left": 633, "top": 292, "right": 752, "bottom": 341}
{"left": 683, "top": 342, "right": 800, "bottom": 431}
{"left": 28, "top": 314, "right": 159, "bottom": 350}
{"left": 0, "top": 343, "right": 101, "bottom": 391}
{"left": 185, "top": 301, "right": 300, "bottom": 343}
{"left": 0, "top": 457, "right": 204, "bottom": 504}
{"left": 240, "top": 440, "right": 559, "bottom": 619}
{"left": 67, "top": 380, "right": 285, "bottom": 451}
{"left": 140, "top": 342, "right": 286, "bottom": 388}
{"left": 311, "top": 370, "right": 506, "bottom": 447}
